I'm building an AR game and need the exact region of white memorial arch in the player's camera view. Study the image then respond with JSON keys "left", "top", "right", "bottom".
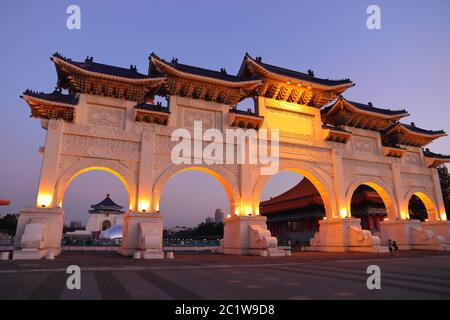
{"left": 13, "top": 52, "right": 450, "bottom": 259}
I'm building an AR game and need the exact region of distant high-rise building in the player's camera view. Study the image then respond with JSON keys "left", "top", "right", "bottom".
{"left": 205, "top": 216, "right": 214, "bottom": 224}
{"left": 214, "top": 208, "right": 225, "bottom": 223}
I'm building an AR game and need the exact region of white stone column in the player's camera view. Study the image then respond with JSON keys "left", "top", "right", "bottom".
{"left": 431, "top": 168, "right": 446, "bottom": 221}
{"left": 136, "top": 130, "right": 155, "bottom": 212}
{"left": 332, "top": 150, "right": 345, "bottom": 219}
{"left": 239, "top": 163, "right": 253, "bottom": 215}
{"left": 36, "top": 119, "right": 64, "bottom": 208}
{"left": 390, "top": 161, "right": 403, "bottom": 220}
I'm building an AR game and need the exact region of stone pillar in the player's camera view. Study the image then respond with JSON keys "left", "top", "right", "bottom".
{"left": 431, "top": 168, "right": 446, "bottom": 221}
{"left": 137, "top": 130, "right": 155, "bottom": 212}
{"left": 36, "top": 120, "right": 64, "bottom": 208}
{"left": 332, "top": 151, "right": 346, "bottom": 219}
{"left": 239, "top": 163, "right": 253, "bottom": 215}
{"left": 308, "top": 150, "right": 387, "bottom": 253}
{"left": 222, "top": 215, "right": 286, "bottom": 256}
{"left": 13, "top": 207, "right": 64, "bottom": 260}
{"left": 121, "top": 212, "right": 164, "bottom": 259}
{"left": 390, "top": 161, "right": 403, "bottom": 220}
{"left": 421, "top": 168, "right": 450, "bottom": 244}
{"left": 309, "top": 217, "right": 386, "bottom": 253}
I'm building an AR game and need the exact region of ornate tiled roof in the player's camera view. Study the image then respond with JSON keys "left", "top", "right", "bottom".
{"left": 399, "top": 123, "right": 446, "bottom": 136}
{"left": 239, "top": 53, "right": 353, "bottom": 87}
{"left": 423, "top": 148, "right": 450, "bottom": 159}
{"left": 321, "top": 96, "right": 409, "bottom": 132}
{"left": 382, "top": 122, "right": 447, "bottom": 147}
{"left": 22, "top": 89, "right": 79, "bottom": 105}
{"left": 89, "top": 194, "right": 124, "bottom": 214}
{"left": 149, "top": 53, "right": 261, "bottom": 83}
{"left": 52, "top": 53, "right": 152, "bottom": 79}
{"left": 321, "top": 96, "right": 408, "bottom": 117}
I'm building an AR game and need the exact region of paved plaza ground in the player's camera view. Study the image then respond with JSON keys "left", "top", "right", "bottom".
{"left": 1, "top": 250, "right": 450, "bottom": 300}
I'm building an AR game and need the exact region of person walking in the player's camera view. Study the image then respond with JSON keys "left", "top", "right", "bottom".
{"left": 387, "top": 239, "right": 393, "bottom": 256}
{"left": 392, "top": 240, "right": 399, "bottom": 256}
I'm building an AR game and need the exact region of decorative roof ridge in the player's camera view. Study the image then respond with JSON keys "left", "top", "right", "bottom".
{"left": 322, "top": 96, "right": 409, "bottom": 116}
{"left": 52, "top": 52, "right": 164, "bottom": 80}
{"left": 422, "top": 148, "right": 450, "bottom": 159}
{"left": 241, "top": 53, "right": 354, "bottom": 87}
{"left": 149, "top": 52, "right": 262, "bottom": 83}
{"left": 383, "top": 122, "right": 447, "bottom": 136}
{"left": 91, "top": 194, "right": 123, "bottom": 209}
{"left": 22, "top": 88, "right": 79, "bottom": 105}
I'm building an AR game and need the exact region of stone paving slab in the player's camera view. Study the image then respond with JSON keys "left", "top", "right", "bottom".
{"left": 1, "top": 251, "right": 450, "bottom": 300}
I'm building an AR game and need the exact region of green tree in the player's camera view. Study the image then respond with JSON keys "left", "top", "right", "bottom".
{"left": 438, "top": 165, "right": 450, "bottom": 217}
{"left": 0, "top": 214, "right": 18, "bottom": 236}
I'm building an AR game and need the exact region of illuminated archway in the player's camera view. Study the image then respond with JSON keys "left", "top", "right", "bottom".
{"left": 405, "top": 189, "right": 438, "bottom": 221}
{"left": 345, "top": 177, "right": 398, "bottom": 220}
{"left": 349, "top": 185, "right": 387, "bottom": 233}
{"left": 253, "top": 166, "right": 335, "bottom": 219}
{"left": 257, "top": 171, "right": 326, "bottom": 245}
{"left": 153, "top": 164, "right": 239, "bottom": 216}
{"left": 55, "top": 159, "right": 136, "bottom": 210}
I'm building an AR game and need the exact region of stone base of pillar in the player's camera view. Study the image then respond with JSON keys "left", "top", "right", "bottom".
{"left": 380, "top": 219, "right": 448, "bottom": 251}
{"left": 421, "top": 221, "right": 450, "bottom": 244}
{"left": 121, "top": 212, "right": 164, "bottom": 259}
{"left": 222, "top": 215, "right": 288, "bottom": 256}
{"left": 13, "top": 207, "right": 64, "bottom": 260}
{"left": 309, "top": 218, "right": 387, "bottom": 253}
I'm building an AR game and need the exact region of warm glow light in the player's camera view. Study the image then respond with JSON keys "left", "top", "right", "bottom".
{"left": 234, "top": 208, "right": 240, "bottom": 216}
{"left": 244, "top": 207, "right": 252, "bottom": 216}
{"left": 37, "top": 194, "right": 52, "bottom": 208}
{"left": 400, "top": 210, "right": 409, "bottom": 220}
{"left": 226, "top": 214, "right": 231, "bottom": 219}
{"left": 297, "top": 84, "right": 302, "bottom": 87}
{"left": 286, "top": 81, "right": 291, "bottom": 84}
{"left": 425, "top": 219, "right": 429, "bottom": 222}
{"left": 383, "top": 217, "right": 389, "bottom": 221}
{"left": 307, "top": 86, "right": 312, "bottom": 89}
{"left": 255, "top": 207, "right": 260, "bottom": 215}
{"left": 138, "top": 200, "right": 150, "bottom": 213}
{"left": 339, "top": 208, "right": 348, "bottom": 218}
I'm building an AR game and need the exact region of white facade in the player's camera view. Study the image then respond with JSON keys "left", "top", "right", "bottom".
{"left": 12, "top": 53, "right": 450, "bottom": 259}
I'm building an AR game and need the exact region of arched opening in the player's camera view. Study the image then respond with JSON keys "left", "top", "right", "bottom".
{"left": 408, "top": 192, "right": 437, "bottom": 221}
{"left": 345, "top": 178, "right": 398, "bottom": 221}
{"left": 157, "top": 167, "right": 231, "bottom": 246}
{"left": 56, "top": 165, "right": 134, "bottom": 210}
{"left": 258, "top": 170, "right": 327, "bottom": 246}
{"left": 349, "top": 185, "right": 387, "bottom": 234}
{"left": 61, "top": 170, "right": 128, "bottom": 245}
{"left": 102, "top": 220, "right": 112, "bottom": 231}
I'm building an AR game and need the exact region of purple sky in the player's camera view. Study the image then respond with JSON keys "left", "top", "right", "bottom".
{"left": 0, "top": 1, "right": 449, "bottom": 227}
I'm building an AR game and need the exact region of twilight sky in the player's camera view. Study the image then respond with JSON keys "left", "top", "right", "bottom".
{"left": 0, "top": 0, "right": 449, "bottom": 227}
